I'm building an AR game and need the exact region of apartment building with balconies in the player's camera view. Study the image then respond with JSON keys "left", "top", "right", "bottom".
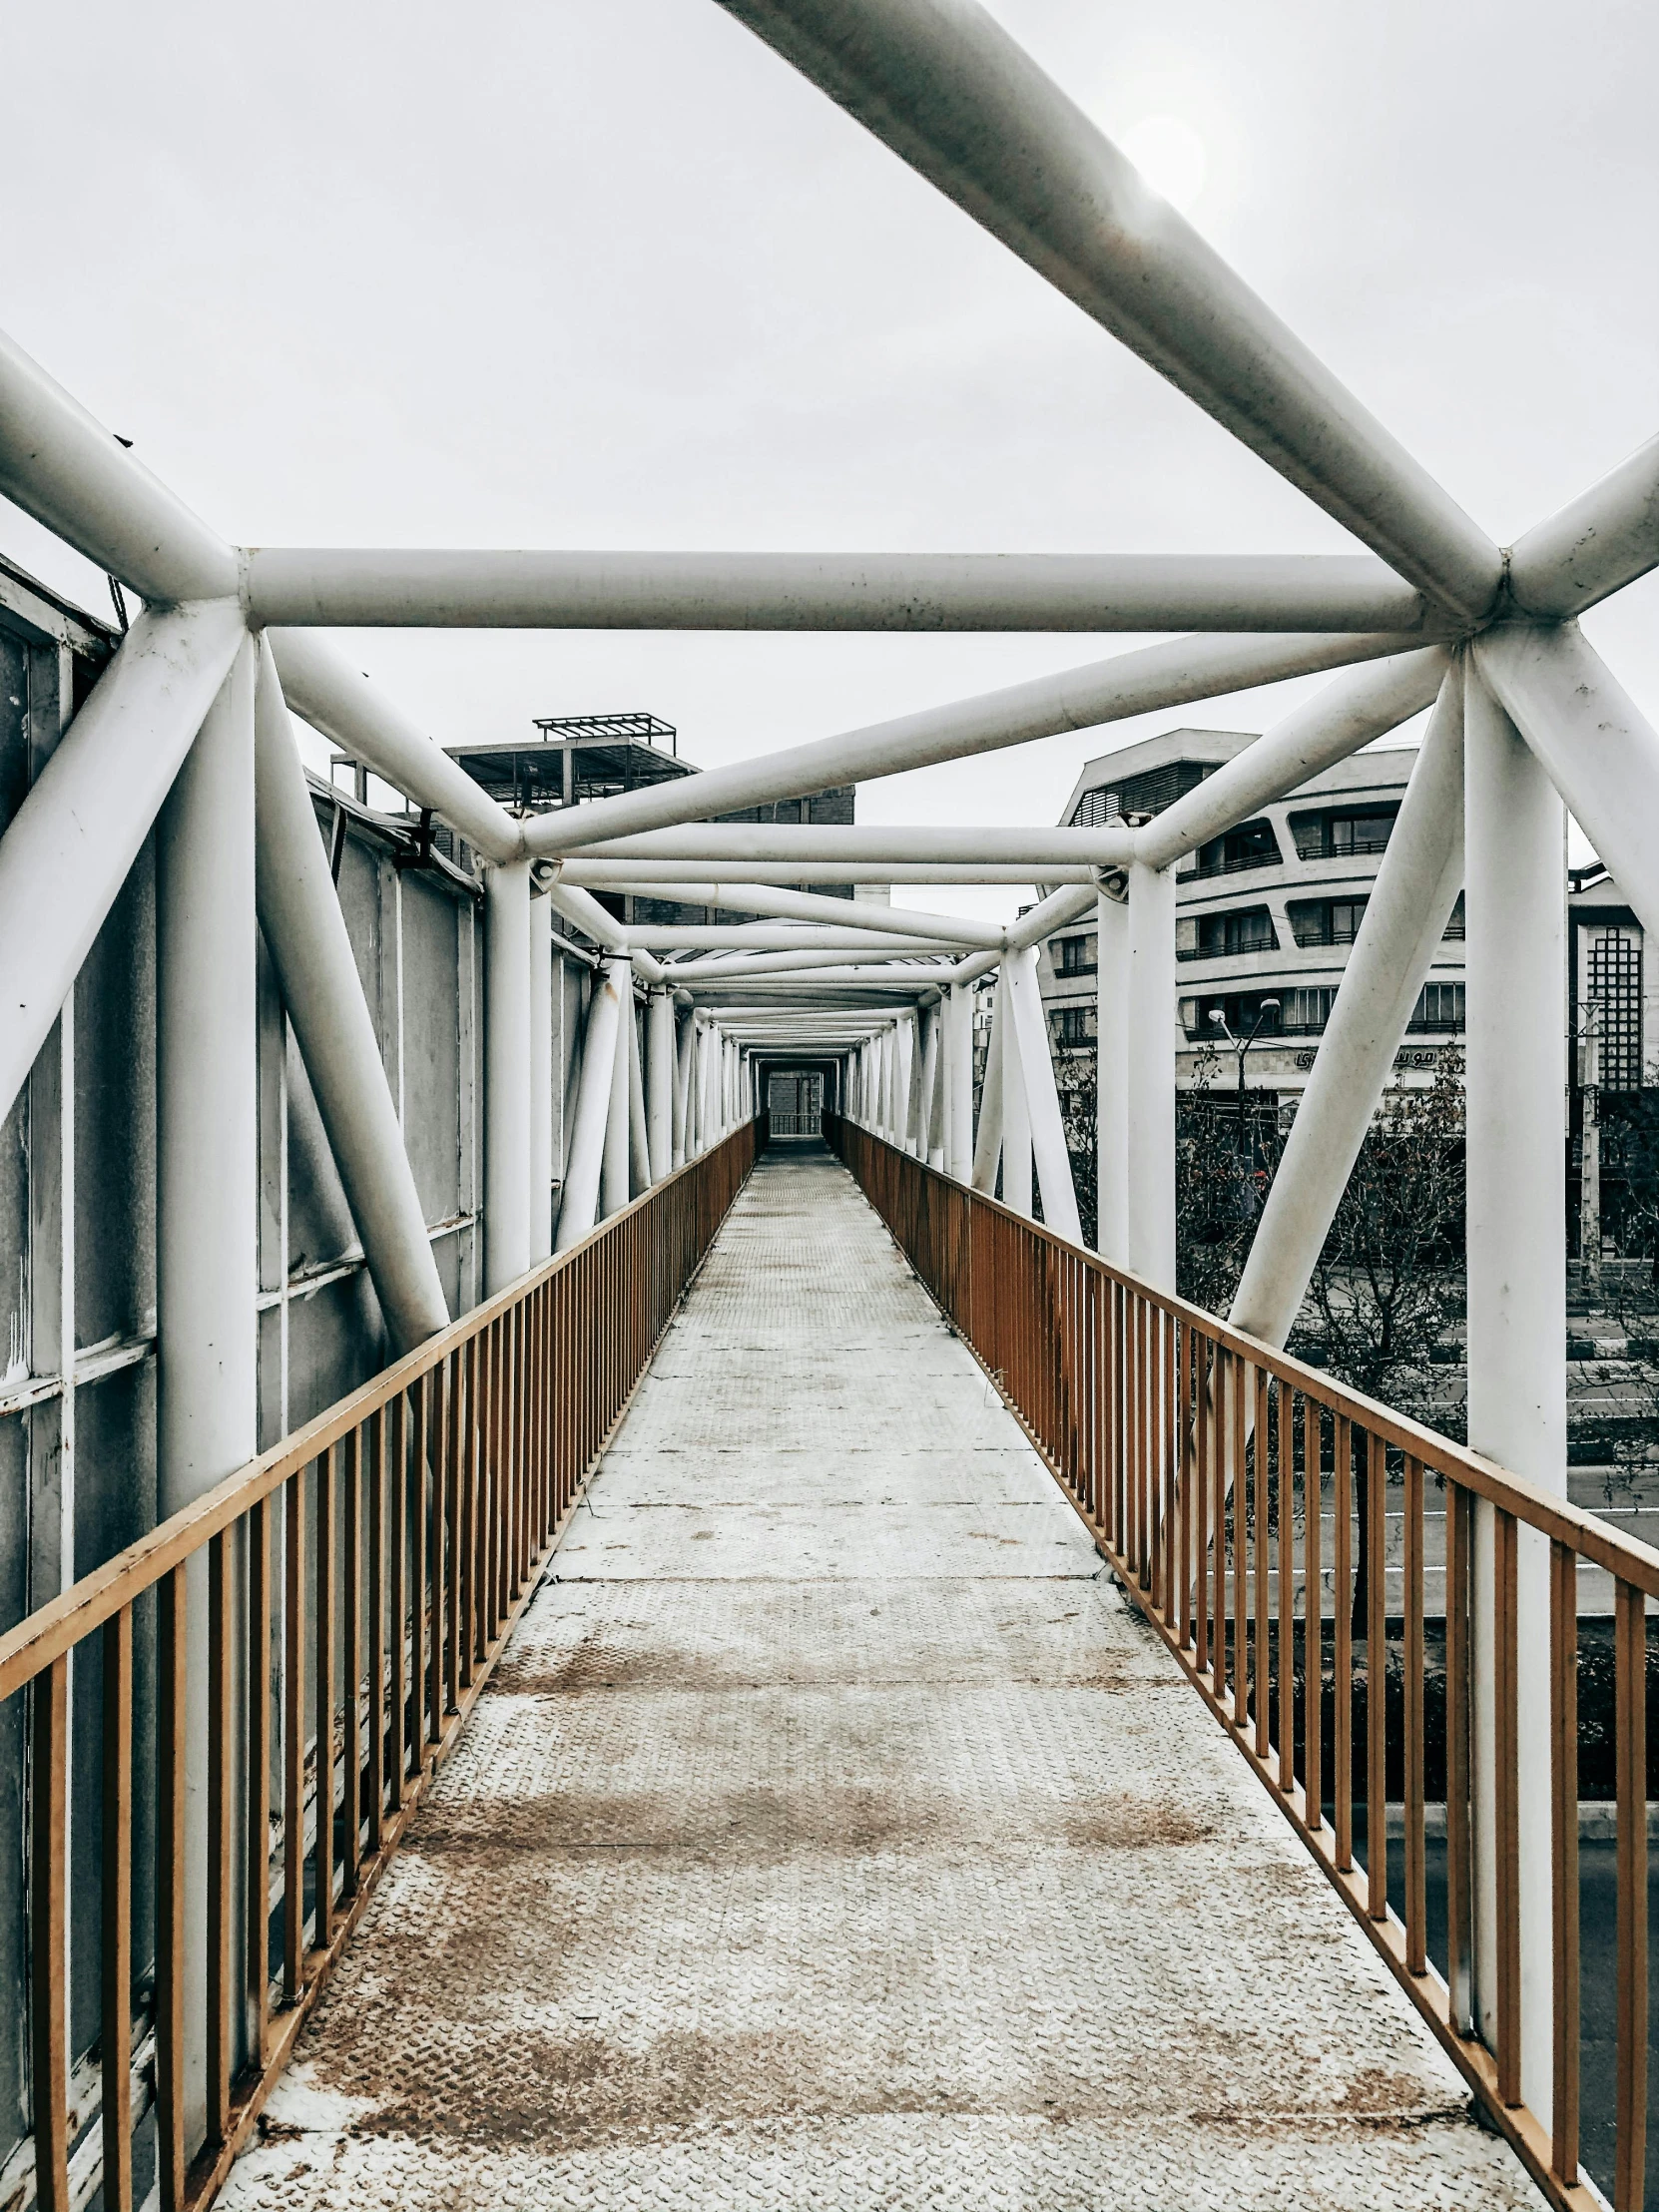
{"left": 1039, "top": 728, "right": 1467, "bottom": 1120}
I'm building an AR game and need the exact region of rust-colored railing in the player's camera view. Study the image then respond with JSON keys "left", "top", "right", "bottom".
{"left": 828, "top": 1112, "right": 1652, "bottom": 2212}
{"left": 0, "top": 1120, "right": 758, "bottom": 2212}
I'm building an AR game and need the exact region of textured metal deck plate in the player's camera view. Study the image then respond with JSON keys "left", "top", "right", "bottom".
{"left": 223, "top": 1147, "right": 1539, "bottom": 2210}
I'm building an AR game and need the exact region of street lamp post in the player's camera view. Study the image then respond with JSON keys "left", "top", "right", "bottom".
{"left": 1208, "top": 998, "right": 1281, "bottom": 1168}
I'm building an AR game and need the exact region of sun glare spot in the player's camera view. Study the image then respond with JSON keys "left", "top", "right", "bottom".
{"left": 1121, "top": 114, "right": 1207, "bottom": 212}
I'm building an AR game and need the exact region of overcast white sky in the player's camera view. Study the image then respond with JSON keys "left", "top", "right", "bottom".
{"left": 4, "top": 0, "right": 1654, "bottom": 921}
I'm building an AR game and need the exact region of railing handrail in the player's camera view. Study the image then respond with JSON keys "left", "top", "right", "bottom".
{"left": 825, "top": 1111, "right": 1659, "bottom": 1597}
{"left": 0, "top": 1125, "right": 761, "bottom": 1705}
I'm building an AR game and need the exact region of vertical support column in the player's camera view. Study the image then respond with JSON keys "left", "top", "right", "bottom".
{"left": 483, "top": 858, "right": 532, "bottom": 1295}
{"left": 900, "top": 1011, "right": 923, "bottom": 1156}
{"left": 156, "top": 634, "right": 259, "bottom": 2157}
{"left": 671, "top": 1003, "right": 692, "bottom": 1170}
{"left": 945, "top": 986, "right": 973, "bottom": 1181}
{"left": 627, "top": 999, "right": 651, "bottom": 1195}
{"left": 601, "top": 978, "right": 632, "bottom": 1219}
{"left": 646, "top": 987, "right": 674, "bottom": 1181}
{"left": 1000, "top": 971, "right": 1033, "bottom": 1217}
{"left": 1465, "top": 663, "right": 1565, "bottom": 2122}
{"left": 1007, "top": 945, "right": 1083, "bottom": 1244}
{"left": 1096, "top": 878, "right": 1131, "bottom": 1266}
{"left": 920, "top": 1001, "right": 943, "bottom": 1168}
{"left": 527, "top": 891, "right": 553, "bottom": 1264}
{"left": 1126, "top": 860, "right": 1176, "bottom": 1291}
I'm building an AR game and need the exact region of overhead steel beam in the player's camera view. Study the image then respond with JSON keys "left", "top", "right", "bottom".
{"left": 659, "top": 946, "right": 956, "bottom": 981}
{"left": 243, "top": 546, "right": 1435, "bottom": 633}
{"left": 1507, "top": 433, "right": 1659, "bottom": 619}
{"left": 551, "top": 875, "right": 998, "bottom": 946}
{"left": 521, "top": 632, "right": 1414, "bottom": 855}
{"left": 557, "top": 857, "right": 1095, "bottom": 885}
{"left": 625, "top": 926, "right": 950, "bottom": 952}
{"left": 713, "top": 0, "right": 1502, "bottom": 622}
{"left": 571, "top": 825, "right": 1138, "bottom": 866}
{"left": 0, "top": 596, "right": 247, "bottom": 1131}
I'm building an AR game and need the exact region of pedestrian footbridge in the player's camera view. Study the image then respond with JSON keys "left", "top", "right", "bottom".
{"left": 212, "top": 1142, "right": 1527, "bottom": 2210}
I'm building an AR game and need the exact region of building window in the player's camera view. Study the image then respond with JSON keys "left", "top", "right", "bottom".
{"left": 1187, "top": 907, "right": 1277, "bottom": 959}
{"left": 1054, "top": 932, "right": 1097, "bottom": 975}
{"left": 1289, "top": 896, "right": 1369, "bottom": 948}
{"left": 1586, "top": 928, "right": 1642, "bottom": 1090}
{"left": 1183, "top": 820, "right": 1281, "bottom": 880}
{"left": 1442, "top": 891, "right": 1465, "bottom": 941}
{"left": 1185, "top": 988, "right": 1335, "bottom": 1038}
{"left": 1052, "top": 1004, "right": 1097, "bottom": 1047}
{"left": 1073, "top": 788, "right": 1121, "bottom": 829}
{"left": 1290, "top": 808, "right": 1398, "bottom": 861}
{"left": 1408, "top": 982, "right": 1465, "bottom": 1033}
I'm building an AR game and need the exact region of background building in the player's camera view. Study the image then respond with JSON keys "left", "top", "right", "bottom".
{"left": 1040, "top": 728, "right": 1468, "bottom": 1133}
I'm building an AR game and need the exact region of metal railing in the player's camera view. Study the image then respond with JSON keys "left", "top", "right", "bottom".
{"left": 0, "top": 1120, "right": 758, "bottom": 2212}
{"left": 827, "top": 1112, "right": 1652, "bottom": 2212}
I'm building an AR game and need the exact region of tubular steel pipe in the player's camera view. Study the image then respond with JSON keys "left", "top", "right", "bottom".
{"left": 713, "top": 0, "right": 1502, "bottom": 622}
{"left": 567, "top": 825, "right": 1138, "bottom": 866}
{"left": 554, "top": 966, "right": 624, "bottom": 1252}
{"left": 1135, "top": 647, "right": 1449, "bottom": 871}
{"left": 627, "top": 928, "right": 949, "bottom": 953}
{"left": 0, "top": 325, "right": 241, "bottom": 605}
{"left": 1229, "top": 661, "right": 1464, "bottom": 1349}
{"left": 1125, "top": 860, "right": 1176, "bottom": 1290}
{"left": 529, "top": 895, "right": 555, "bottom": 1263}
{"left": 646, "top": 988, "right": 675, "bottom": 1182}
{"left": 1471, "top": 623, "right": 1659, "bottom": 941}
{"left": 484, "top": 860, "right": 533, "bottom": 1295}
{"left": 1507, "top": 434, "right": 1659, "bottom": 619}
{"left": 557, "top": 857, "right": 1096, "bottom": 885}
{"left": 944, "top": 984, "right": 974, "bottom": 1182}
{"left": 267, "top": 631, "right": 524, "bottom": 865}
{"left": 1096, "top": 882, "right": 1130, "bottom": 1266}
{"left": 1464, "top": 663, "right": 1566, "bottom": 2123}
{"left": 543, "top": 875, "right": 999, "bottom": 947}
{"left": 522, "top": 632, "right": 1414, "bottom": 855}
{"left": 242, "top": 546, "right": 1435, "bottom": 633}
{"left": 0, "top": 596, "right": 247, "bottom": 1132}
{"left": 155, "top": 635, "right": 260, "bottom": 2157}
{"left": 602, "top": 986, "right": 633, "bottom": 1218}
{"left": 253, "top": 639, "right": 449, "bottom": 1350}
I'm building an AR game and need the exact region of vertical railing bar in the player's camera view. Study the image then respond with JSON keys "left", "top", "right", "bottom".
{"left": 1194, "top": 1337, "right": 1210, "bottom": 1675}
{"left": 1444, "top": 1478, "right": 1473, "bottom": 2034}
{"left": 340, "top": 1424, "right": 362, "bottom": 1901}
{"left": 207, "top": 1528, "right": 233, "bottom": 2141}
{"left": 1232, "top": 1357, "right": 1247, "bottom": 1730}
{"left": 409, "top": 1373, "right": 427, "bottom": 1774}
{"left": 1494, "top": 1506, "right": 1521, "bottom": 2107}
{"left": 1615, "top": 1571, "right": 1648, "bottom": 2210}
{"left": 387, "top": 1396, "right": 406, "bottom": 1812}
{"left": 1550, "top": 1535, "right": 1581, "bottom": 2187}
{"left": 30, "top": 1650, "right": 70, "bottom": 2212}
{"left": 314, "top": 1440, "right": 336, "bottom": 1948}
{"left": 1334, "top": 1411, "right": 1353, "bottom": 1873}
{"left": 1305, "top": 1401, "right": 1322, "bottom": 1839}
{"left": 427, "top": 1355, "right": 447, "bottom": 1744}
{"left": 1277, "top": 1382, "right": 1295, "bottom": 1794}
{"left": 246, "top": 1494, "right": 272, "bottom": 2065}
{"left": 446, "top": 1344, "right": 463, "bottom": 1710}
{"left": 1402, "top": 1455, "right": 1426, "bottom": 1974}
{"left": 101, "top": 1608, "right": 135, "bottom": 2212}
{"left": 156, "top": 1567, "right": 187, "bottom": 2212}
{"left": 1254, "top": 1364, "right": 1271, "bottom": 1761}
{"left": 365, "top": 1409, "right": 384, "bottom": 1856}
{"left": 1366, "top": 1428, "right": 1386, "bottom": 1920}
{"left": 282, "top": 1469, "right": 305, "bottom": 2000}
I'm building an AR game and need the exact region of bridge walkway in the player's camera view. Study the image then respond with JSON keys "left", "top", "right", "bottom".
{"left": 221, "top": 1142, "right": 1537, "bottom": 2210}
